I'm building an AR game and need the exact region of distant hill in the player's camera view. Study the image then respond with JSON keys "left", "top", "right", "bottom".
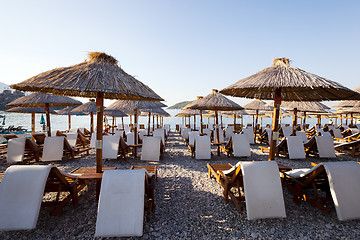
{"left": 167, "top": 101, "right": 192, "bottom": 109}
{"left": 0, "top": 82, "right": 11, "bottom": 92}
{"left": 0, "top": 82, "right": 25, "bottom": 110}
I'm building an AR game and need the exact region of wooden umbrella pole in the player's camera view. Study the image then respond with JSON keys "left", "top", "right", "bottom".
{"left": 351, "top": 113, "right": 354, "bottom": 126}
{"left": 112, "top": 116, "right": 115, "bottom": 134}
{"left": 68, "top": 115, "right": 71, "bottom": 131}
{"left": 317, "top": 115, "right": 321, "bottom": 127}
{"left": 134, "top": 109, "right": 138, "bottom": 146}
{"left": 182, "top": 117, "right": 184, "bottom": 126}
{"left": 121, "top": 117, "right": 124, "bottom": 130}
{"left": 220, "top": 114, "right": 223, "bottom": 129}
{"left": 292, "top": 108, "right": 298, "bottom": 135}
{"left": 90, "top": 112, "right": 94, "bottom": 133}
{"left": 96, "top": 92, "right": 104, "bottom": 173}
{"left": 254, "top": 109, "right": 259, "bottom": 141}
{"left": 233, "top": 114, "right": 236, "bottom": 133}
{"left": 269, "top": 88, "right": 281, "bottom": 161}
{"left": 345, "top": 114, "right": 348, "bottom": 126}
{"left": 153, "top": 115, "right": 155, "bottom": 131}
{"left": 200, "top": 110, "right": 203, "bottom": 134}
{"left": 44, "top": 103, "right": 51, "bottom": 136}
{"left": 31, "top": 112, "right": 35, "bottom": 133}
{"left": 193, "top": 115, "right": 196, "bottom": 131}
{"left": 303, "top": 111, "right": 307, "bottom": 130}
{"left": 241, "top": 115, "right": 243, "bottom": 129}
{"left": 148, "top": 112, "right": 151, "bottom": 135}
{"left": 156, "top": 115, "right": 159, "bottom": 128}
{"left": 215, "top": 107, "right": 221, "bottom": 156}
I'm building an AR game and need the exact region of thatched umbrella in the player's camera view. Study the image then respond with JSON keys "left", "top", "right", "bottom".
{"left": 243, "top": 99, "right": 273, "bottom": 139}
{"left": 220, "top": 57, "right": 360, "bottom": 160}
{"left": 280, "top": 101, "right": 330, "bottom": 132}
{"left": 106, "top": 100, "right": 166, "bottom": 155}
{"left": 10, "top": 52, "right": 163, "bottom": 173}
{"left": 141, "top": 108, "right": 170, "bottom": 134}
{"left": 103, "top": 109, "right": 127, "bottom": 134}
{"left": 184, "top": 96, "right": 204, "bottom": 133}
{"left": 57, "top": 106, "right": 85, "bottom": 131}
{"left": 186, "top": 89, "right": 243, "bottom": 156}
{"left": 70, "top": 100, "right": 97, "bottom": 133}
{"left": 334, "top": 107, "right": 360, "bottom": 126}
{"left": 222, "top": 110, "right": 248, "bottom": 131}
{"left": 6, "top": 92, "right": 81, "bottom": 136}
{"left": 5, "top": 107, "right": 56, "bottom": 133}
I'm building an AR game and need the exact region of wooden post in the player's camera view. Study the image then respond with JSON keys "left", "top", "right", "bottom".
{"left": 31, "top": 113, "right": 35, "bottom": 133}
{"left": 220, "top": 114, "right": 223, "bottom": 129}
{"left": 90, "top": 112, "right": 94, "bottom": 133}
{"left": 112, "top": 116, "right": 115, "bottom": 134}
{"left": 95, "top": 92, "right": 104, "bottom": 173}
{"left": 156, "top": 115, "right": 159, "bottom": 128}
{"left": 200, "top": 110, "right": 203, "bottom": 134}
{"left": 233, "top": 114, "right": 236, "bottom": 132}
{"left": 303, "top": 111, "right": 307, "bottom": 130}
{"left": 215, "top": 107, "right": 221, "bottom": 156}
{"left": 68, "top": 115, "right": 71, "bottom": 131}
{"left": 292, "top": 108, "right": 298, "bottom": 135}
{"left": 148, "top": 112, "right": 151, "bottom": 135}
{"left": 193, "top": 115, "right": 196, "bottom": 131}
{"left": 351, "top": 113, "right": 354, "bottom": 126}
{"left": 121, "top": 117, "right": 124, "bottom": 130}
{"left": 317, "top": 114, "right": 321, "bottom": 127}
{"left": 254, "top": 109, "right": 259, "bottom": 141}
{"left": 269, "top": 88, "right": 281, "bottom": 161}
{"left": 44, "top": 103, "right": 51, "bottom": 136}
{"left": 153, "top": 115, "right": 155, "bottom": 131}
{"left": 345, "top": 114, "right": 348, "bottom": 126}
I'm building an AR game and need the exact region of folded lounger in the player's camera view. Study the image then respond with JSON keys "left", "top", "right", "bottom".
{"left": 296, "top": 131, "right": 308, "bottom": 144}
{"left": 195, "top": 135, "right": 211, "bottom": 160}
{"left": 315, "top": 135, "right": 336, "bottom": 158}
{"left": 207, "top": 161, "right": 286, "bottom": 220}
{"left": 102, "top": 135, "right": 121, "bottom": 160}
{"left": 95, "top": 169, "right": 146, "bottom": 237}
{"left": 282, "top": 161, "right": 360, "bottom": 220}
{"left": 126, "top": 132, "right": 135, "bottom": 145}
{"left": 141, "top": 136, "right": 162, "bottom": 161}
{"left": 242, "top": 128, "right": 254, "bottom": 144}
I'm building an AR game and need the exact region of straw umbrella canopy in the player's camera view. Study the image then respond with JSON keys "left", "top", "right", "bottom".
{"left": 106, "top": 100, "right": 167, "bottom": 154}
{"left": 186, "top": 89, "right": 244, "bottom": 156}
{"left": 5, "top": 107, "right": 56, "bottom": 133}
{"left": 222, "top": 110, "right": 248, "bottom": 130}
{"left": 70, "top": 100, "right": 97, "bottom": 133}
{"left": 184, "top": 96, "right": 205, "bottom": 132}
{"left": 334, "top": 107, "right": 360, "bottom": 126}
{"left": 243, "top": 99, "right": 273, "bottom": 138}
{"left": 57, "top": 106, "right": 85, "bottom": 131}
{"left": 6, "top": 92, "right": 81, "bottom": 136}
{"left": 332, "top": 86, "right": 360, "bottom": 108}
{"left": 220, "top": 57, "right": 360, "bottom": 160}
{"left": 10, "top": 52, "right": 163, "bottom": 173}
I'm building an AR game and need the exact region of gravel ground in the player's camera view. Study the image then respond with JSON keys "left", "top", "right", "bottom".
{"left": 0, "top": 132, "right": 359, "bottom": 239}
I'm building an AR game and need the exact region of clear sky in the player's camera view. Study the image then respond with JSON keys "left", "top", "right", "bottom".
{"left": 1, "top": 0, "right": 359, "bottom": 107}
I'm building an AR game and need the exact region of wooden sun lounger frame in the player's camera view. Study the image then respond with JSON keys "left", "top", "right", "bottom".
{"left": 281, "top": 165, "right": 333, "bottom": 214}
{"left": 334, "top": 139, "right": 360, "bottom": 158}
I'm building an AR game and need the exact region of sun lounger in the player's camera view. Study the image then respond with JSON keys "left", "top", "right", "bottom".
{"left": 0, "top": 165, "right": 85, "bottom": 230}
{"left": 296, "top": 131, "right": 308, "bottom": 144}
{"left": 126, "top": 132, "right": 135, "bottom": 145}
{"left": 286, "top": 136, "right": 306, "bottom": 159}
{"left": 207, "top": 161, "right": 286, "bottom": 220}
{"left": 334, "top": 139, "right": 360, "bottom": 157}
{"left": 242, "top": 128, "right": 254, "bottom": 144}
{"left": 66, "top": 132, "right": 78, "bottom": 148}
{"left": 141, "top": 136, "right": 163, "bottom": 161}
{"left": 331, "top": 128, "right": 343, "bottom": 139}
{"left": 42, "top": 136, "right": 65, "bottom": 161}
{"left": 315, "top": 135, "right": 336, "bottom": 158}
{"left": 102, "top": 135, "right": 121, "bottom": 160}
{"left": 281, "top": 126, "right": 293, "bottom": 137}
{"left": 153, "top": 128, "right": 165, "bottom": 145}
{"left": 95, "top": 169, "right": 146, "bottom": 237}
{"left": 232, "top": 134, "right": 251, "bottom": 157}
{"left": 195, "top": 135, "right": 211, "bottom": 159}
{"left": 225, "top": 126, "right": 234, "bottom": 139}
{"left": 188, "top": 131, "right": 200, "bottom": 157}
{"left": 282, "top": 161, "right": 360, "bottom": 220}
{"left": 6, "top": 137, "right": 26, "bottom": 163}
{"left": 213, "top": 127, "right": 224, "bottom": 143}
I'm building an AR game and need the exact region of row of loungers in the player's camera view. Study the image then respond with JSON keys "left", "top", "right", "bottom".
{"left": 0, "top": 165, "right": 157, "bottom": 237}
{"left": 208, "top": 161, "right": 360, "bottom": 221}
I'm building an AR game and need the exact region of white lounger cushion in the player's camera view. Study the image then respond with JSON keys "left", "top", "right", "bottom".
{"left": 232, "top": 134, "right": 251, "bottom": 157}
{"left": 126, "top": 132, "right": 135, "bottom": 145}
{"left": 95, "top": 169, "right": 145, "bottom": 237}
{"left": 282, "top": 126, "right": 293, "bottom": 137}
{"left": 7, "top": 137, "right": 26, "bottom": 163}
{"left": 0, "top": 165, "right": 52, "bottom": 230}
{"left": 102, "top": 135, "right": 121, "bottom": 160}
{"left": 66, "top": 132, "right": 78, "bottom": 148}
{"left": 240, "top": 161, "right": 286, "bottom": 220}
{"left": 195, "top": 135, "right": 211, "bottom": 160}
{"left": 322, "top": 162, "right": 360, "bottom": 221}
{"left": 213, "top": 128, "right": 224, "bottom": 143}
{"left": 42, "top": 136, "right": 64, "bottom": 161}
{"left": 153, "top": 129, "right": 165, "bottom": 145}
{"left": 296, "top": 131, "right": 308, "bottom": 144}
{"left": 242, "top": 128, "right": 254, "bottom": 144}
{"left": 141, "top": 136, "right": 161, "bottom": 161}
{"left": 286, "top": 136, "right": 306, "bottom": 159}
{"left": 188, "top": 131, "right": 200, "bottom": 147}
{"left": 315, "top": 136, "right": 336, "bottom": 158}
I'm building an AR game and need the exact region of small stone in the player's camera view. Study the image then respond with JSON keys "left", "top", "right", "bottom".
{"left": 251, "top": 232, "right": 258, "bottom": 239}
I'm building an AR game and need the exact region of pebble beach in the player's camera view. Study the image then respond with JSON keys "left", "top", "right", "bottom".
{"left": 0, "top": 131, "right": 359, "bottom": 240}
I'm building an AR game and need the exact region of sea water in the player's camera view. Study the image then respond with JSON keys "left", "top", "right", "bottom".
{"left": 0, "top": 109, "right": 335, "bottom": 133}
